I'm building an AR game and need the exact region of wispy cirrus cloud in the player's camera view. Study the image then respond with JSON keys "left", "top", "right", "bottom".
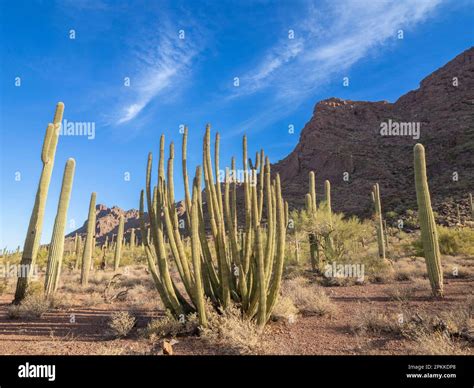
{"left": 227, "top": 0, "right": 444, "bottom": 133}
{"left": 115, "top": 22, "right": 204, "bottom": 125}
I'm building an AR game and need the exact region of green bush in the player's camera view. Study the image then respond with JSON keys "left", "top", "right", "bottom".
{"left": 413, "top": 226, "right": 474, "bottom": 256}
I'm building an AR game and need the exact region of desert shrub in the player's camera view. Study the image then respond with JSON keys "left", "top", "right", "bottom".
{"left": 270, "top": 295, "right": 298, "bottom": 323}
{"left": 143, "top": 311, "right": 199, "bottom": 338}
{"left": 108, "top": 311, "right": 136, "bottom": 338}
{"left": 412, "top": 226, "right": 474, "bottom": 256}
{"left": 284, "top": 277, "right": 336, "bottom": 316}
{"left": 0, "top": 278, "right": 7, "bottom": 295}
{"left": 7, "top": 294, "right": 51, "bottom": 319}
{"left": 200, "top": 304, "right": 264, "bottom": 355}
{"left": 26, "top": 280, "right": 44, "bottom": 296}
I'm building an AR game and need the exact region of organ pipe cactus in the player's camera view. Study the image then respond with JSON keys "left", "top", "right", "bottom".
{"left": 414, "top": 144, "right": 443, "bottom": 297}
{"left": 81, "top": 192, "right": 96, "bottom": 286}
{"left": 140, "top": 125, "right": 286, "bottom": 327}
{"left": 372, "top": 183, "right": 386, "bottom": 260}
{"left": 14, "top": 102, "right": 64, "bottom": 304}
{"left": 45, "top": 158, "right": 76, "bottom": 297}
{"left": 114, "top": 215, "right": 124, "bottom": 270}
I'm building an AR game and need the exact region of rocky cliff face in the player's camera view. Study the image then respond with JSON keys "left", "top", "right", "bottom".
{"left": 66, "top": 204, "right": 142, "bottom": 244}
{"left": 69, "top": 47, "right": 474, "bottom": 241}
{"left": 273, "top": 47, "right": 474, "bottom": 218}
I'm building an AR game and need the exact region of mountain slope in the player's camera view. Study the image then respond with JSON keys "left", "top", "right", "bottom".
{"left": 273, "top": 46, "right": 474, "bottom": 217}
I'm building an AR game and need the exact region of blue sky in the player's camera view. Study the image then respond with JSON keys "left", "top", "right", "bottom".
{"left": 0, "top": 0, "right": 473, "bottom": 248}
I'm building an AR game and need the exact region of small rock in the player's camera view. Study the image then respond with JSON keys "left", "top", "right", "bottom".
{"left": 162, "top": 340, "right": 173, "bottom": 355}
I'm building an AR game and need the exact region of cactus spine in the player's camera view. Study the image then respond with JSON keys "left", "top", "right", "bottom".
{"left": 114, "top": 215, "right": 124, "bottom": 270}
{"left": 44, "top": 158, "right": 75, "bottom": 296}
{"left": 80, "top": 192, "right": 96, "bottom": 286}
{"left": 372, "top": 183, "right": 386, "bottom": 260}
{"left": 14, "top": 103, "right": 64, "bottom": 304}
{"left": 414, "top": 144, "right": 443, "bottom": 298}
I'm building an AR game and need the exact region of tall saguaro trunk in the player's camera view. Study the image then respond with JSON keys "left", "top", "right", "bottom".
{"left": 373, "top": 183, "right": 386, "bottom": 260}
{"left": 114, "top": 215, "right": 124, "bottom": 271}
{"left": 45, "top": 158, "right": 76, "bottom": 297}
{"left": 13, "top": 102, "right": 64, "bottom": 304}
{"left": 81, "top": 193, "right": 97, "bottom": 286}
{"left": 414, "top": 144, "right": 443, "bottom": 298}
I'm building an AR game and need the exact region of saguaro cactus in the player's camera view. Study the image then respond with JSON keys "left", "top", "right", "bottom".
{"left": 414, "top": 144, "right": 443, "bottom": 297}
{"left": 81, "top": 193, "right": 97, "bottom": 286}
{"left": 114, "top": 215, "right": 124, "bottom": 271}
{"left": 74, "top": 234, "right": 82, "bottom": 270}
{"left": 130, "top": 228, "right": 135, "bottom": 249}
{"left": 309, "top": 171, "right": 317, "bottom": 215}
{"left": 14, "top": 102, "right": 64, "bottom": 304}
{"left": 45, "top": 158, "right": 76, "bottom": 297}
{"left": 372, "top": 183, "right": 386, "bottom": 260}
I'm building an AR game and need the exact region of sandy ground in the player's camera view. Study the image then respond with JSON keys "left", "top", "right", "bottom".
{"left": 0, "top": 271, "right": 472, "bottom": 355}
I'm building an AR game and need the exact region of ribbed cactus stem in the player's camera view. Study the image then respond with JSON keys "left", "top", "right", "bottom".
{"left": 470, "top": 193, "right": 473, "bottom": 220}
{"left": 44, "top": 158, "right": 75, "bottom": 296}
{"left": 74, "top": 234, "right": 82, "bottom": 270}
{"left": 373, "top": 183, "right": 386, "bottom": 260}
{"left": 305, "top": 193, "right": 313, "bottom": 214}
{"left": 309, "top": 171, "right": 317, "bottom": 215}
{"left": 130, "top": 228, "right": 135, "bottom": 249}
{"left": 81, "top": 192, "right": 96, "bottom": 286}
{"left": 414, "top": 143, "right": 443, "bottom": 298}
{"left": 324, "top": 180, "right": 332, "bottom": 217}
{"left": 14, "top": 102, "right": 64, "bottom": 304}
{"left": 191, "top": 176, "right": 207, "bottom": 326}
{"left": 114, "top": 215, "right": 124, "bottom": 271}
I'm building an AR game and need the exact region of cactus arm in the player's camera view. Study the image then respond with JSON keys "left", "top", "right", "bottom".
{"left": 81, "top": 192, "right": 97, "bottom": 286}
{"left": 44, "top": 158, "right": 75, "bottom": 296}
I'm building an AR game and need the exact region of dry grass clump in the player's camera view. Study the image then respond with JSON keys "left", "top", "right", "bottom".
{"left": 270, "top": 295, "right": 298, "bottom": 323}
{"left": 7, "top": 293, "right": 51, "bottom": 319}
{"left": 351, "top": 307, "right": 401, "bottom": 335}
{"left": 385, "top": 279, "right": 428, "bottom": 302}
{"left": 108, "top": 311, "right": 136, "bottom": 338}
{"left": 353, "top": 300, "right": 473, "bottom": 355}
{"left": 408, "top": 331, "right": 470, "bottom": 355}
{"left": 200, "top": 304, "right": 264, "bottom": 355}
{"left": 283, "top": 276, "right": 336, "bottom": 316}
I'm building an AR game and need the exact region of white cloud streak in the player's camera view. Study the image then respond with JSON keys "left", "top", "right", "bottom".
{"left": 116, "top": 26, "right": 202, "bottom": 125}
{"left": 231, "top": 0, "right": 444, "bottom": 115}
